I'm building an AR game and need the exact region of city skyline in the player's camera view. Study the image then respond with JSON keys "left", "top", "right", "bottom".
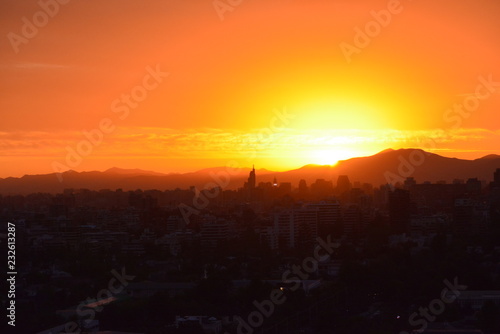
{"left": 1, "top": 148, "right": 499, "bottom": 196}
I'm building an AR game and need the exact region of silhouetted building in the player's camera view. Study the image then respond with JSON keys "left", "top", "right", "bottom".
{"left": 306, "top": 201, "right": 341, "bottom": 238}
{"left": 336, "top": 175, "right": 351, "bottom": 194}
{"left": 342, "top": 204, "right": 362, "bottom": 237}
{"left": 409, "top": 214, "right": 447, "bottom": 236}
{"left": 298, "top": 179, "right": 308, "bottom": 198}
{"left": 200, "top": 215, "right": 230, "bottom": 248}
{"left": 409, "top": 183, "right": 467, "bottom": 213}
{"left": 279, "top": 182, "right": 292, "bottom": 194}
{"left": 444, "top": 290, "right": 500, "bottom": 311}
{"left": 404, "top": 177, "right": 416, "bottom": 190}
{"left": 244, "top": 165, "right": 256, "bottom": 201}
{"left": 248, "top": 165, "right": 256, "bottom": 189}
{"left": 389, "top": 188, "right": 411, "bottom": 233}
{"left": 274, "top": 210, "right": 295, "bottom": 249}
{"left": 294, "top": 208, "right": 318, "bottom": 250}
{"left": 274, "top": 202, "right": 340, "bottom": 249}
{"left": 492, "top": 168, "right": 500, "bottom": 188}
{"left": 465, "top": 178, "right": 482, "bottom": 196}
{"left": 311, "top": 179, "right": 334, "bottom": 200}
{"left": 453, "top": 198, "right": 488, "bottom": 236}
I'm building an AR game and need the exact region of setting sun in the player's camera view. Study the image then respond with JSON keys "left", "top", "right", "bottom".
{"left": 308, "top": 149, "right": 345, "bottom": 166}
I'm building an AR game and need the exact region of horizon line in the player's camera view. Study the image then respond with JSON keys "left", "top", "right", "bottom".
{"left": 2, "top": 148, "right": 500, "bottom": 179}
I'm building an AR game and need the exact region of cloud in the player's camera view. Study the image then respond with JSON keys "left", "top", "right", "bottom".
{"left": 0, "top": 127, "right": 497, "bottom": 160}
{"left": 0, "top": 62, "right": 72, "bottom": 71}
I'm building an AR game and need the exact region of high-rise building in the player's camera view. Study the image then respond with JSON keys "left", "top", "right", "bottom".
{"left": 298, "top": 179, "right": 308, "bottom": 198}
{"left": 465, "top": 178, "right": 481, "bottom": 196}
{"left": 311, "top": 179, "right": 334, "bottom": 199}
{"left": 273, "top": 201, "right": 341, "bottom": 249}
{"left": 200, "top": 215, "right": 229, "bottom": 248}
{"left": 452, "top": 198, "right": 475, "bottom": 236}
{"left": 274, "top": 210, "right": 295, "bottom": 249}
{"left": 294, "top": 208, "right": 318, "bottom": 249}
{"left": 389, "top": 188, "right": 410, "bottom": 233}
{"left": 306, "top": 201, "right": 341, "bottom": 238}
{"left": 244, "top": 166, "right": 256, "bottom": 201}
{"left": 342, "top": 204, "right": 361, "bottom": 237}
{"left": 493, "top": 168, "right": 500, "bottom": 188}
{"left": 248, "top": 165, "right": 256, "bottom": 190}
{"left": 336, "top": 175, "right": 351, "bottom": 194}
{"left": 404, "top": 177, "right": 416, "bottom": 190}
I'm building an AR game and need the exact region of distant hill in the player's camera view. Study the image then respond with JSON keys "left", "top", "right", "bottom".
{"left": 103, "top": 167, "right": 167, "bottom": 176}
{"left": 261, "top": 149, "right": 500, "bottom": 187}
{"left": 332, "top": 148, "right": 500, "bottom": 185}
{"left": 0, "top": 149, "right": 499, "bottom": 194}
{"left": 0, "top": 167, "right": 276, "bottom": 195}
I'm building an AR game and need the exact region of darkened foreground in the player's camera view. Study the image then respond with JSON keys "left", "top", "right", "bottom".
{"left": 2, "top": 168, "right": 500, "bottom": 333}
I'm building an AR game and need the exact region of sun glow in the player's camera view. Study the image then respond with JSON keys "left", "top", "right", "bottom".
{"left": 292, "top": 99, "right": 386, "bottom": 131}
{"left": 308, "top": 149, "right": 356, "bottom": 166}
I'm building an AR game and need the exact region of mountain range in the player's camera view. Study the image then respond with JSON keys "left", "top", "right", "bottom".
{"left": 1, "top": 149, "right": 499, "bottom": 195}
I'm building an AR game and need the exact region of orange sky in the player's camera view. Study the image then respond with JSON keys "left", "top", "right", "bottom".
{"left": 1, "top": 0, "right": 499, "bottom": 178}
